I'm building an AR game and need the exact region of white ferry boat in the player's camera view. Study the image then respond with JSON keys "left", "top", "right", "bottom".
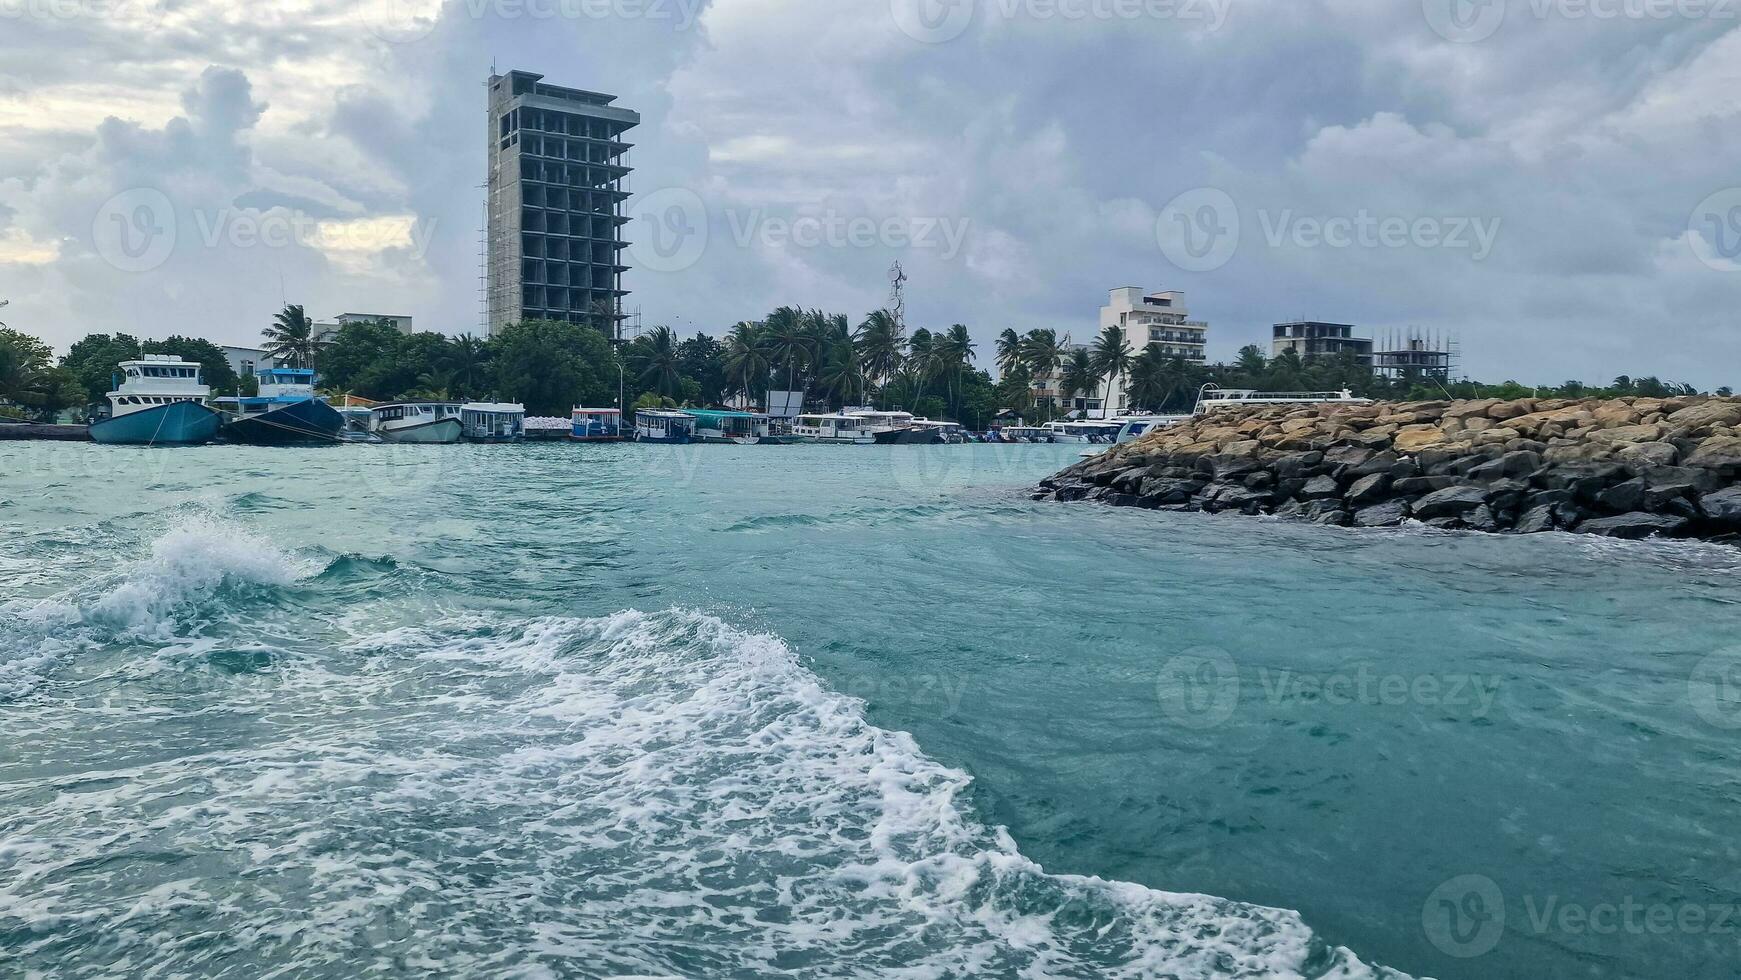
{"left": 372, "top": 402, "right": 463, "bottom": 444}
{"left": 792, "top": 413, "right": 876, "bottom": 444}
{"left": 1193, "top": 386, "right": 1372, "bottom": 414}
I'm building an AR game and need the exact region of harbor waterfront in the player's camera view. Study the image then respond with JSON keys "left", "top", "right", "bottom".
{"left": 4, "top": 442, "right": 1740, "bottom": 979}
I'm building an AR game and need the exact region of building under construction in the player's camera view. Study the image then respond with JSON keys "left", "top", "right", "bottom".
{"left": 1373, "top": 329, "right": 1458, "bottom": 382}
{"left": 485, "top": 69, "right": 639, "bottom": 339}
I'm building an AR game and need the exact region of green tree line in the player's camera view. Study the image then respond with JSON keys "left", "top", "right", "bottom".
{"left": 2, "top": 301, "right": 1730, "bottom": 424}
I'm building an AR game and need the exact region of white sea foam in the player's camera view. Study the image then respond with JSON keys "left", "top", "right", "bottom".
{"left": 0, "top": 515, "right": 321, "bottom": 700}
{"left": 0, "top": 605, "right": 1410, "bottom": 978}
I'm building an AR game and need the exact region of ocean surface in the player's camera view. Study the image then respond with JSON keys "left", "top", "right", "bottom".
{"left": 2, "top": 441, "right": 1739, "bottom": 979}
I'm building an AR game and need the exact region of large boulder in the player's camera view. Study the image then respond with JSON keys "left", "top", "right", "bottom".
{"left": 1412, "top": 485, "right": 1490, "bottom": 519}
{"left": 1699, "top": 487, "right": 1741, "bottom": 525}
{"left": 1687, "top": 436, "right": 1741, "bottom": 470}
{"left": 1668, "top": 401, "right": 1741, "bottom": 432}
{"left": 1345, "top": 473, "right": 1391, "bottom": 507}
{"left": 1354, "top": 500, "right": 1410, "bottom": 527}
{"left": 1395, "top": 424, "right": 1454, "bottom": 453}
{"left": 1576, "top": 512, "right": 1689, "bottom": 540}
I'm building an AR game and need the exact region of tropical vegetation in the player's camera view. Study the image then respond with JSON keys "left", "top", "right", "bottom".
{"left": 2, "top": 300, "right": 1732, "bottom": 426}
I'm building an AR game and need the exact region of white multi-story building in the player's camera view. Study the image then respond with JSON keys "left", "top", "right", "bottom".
{"left": 1066, "top": 288, "right": 1209, "bottom": 417}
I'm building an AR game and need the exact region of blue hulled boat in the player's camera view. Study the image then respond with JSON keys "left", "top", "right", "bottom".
{"left": 88, "top": 356, "right": 223, "bottom": 446}
{"left": 213, "top": 367, "right": 344, "bottom": 445}
{"left": 633, "top": 410, "right": 696, "bottom": 444}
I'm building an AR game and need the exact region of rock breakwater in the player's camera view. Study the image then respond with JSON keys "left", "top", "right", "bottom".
{"left": 1037, "top": 395, "right": 1741, "bottom": 540}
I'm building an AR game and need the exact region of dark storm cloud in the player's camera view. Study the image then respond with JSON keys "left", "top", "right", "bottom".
{"left": 0, "top": 0, "right": 1738, "bottom": 386}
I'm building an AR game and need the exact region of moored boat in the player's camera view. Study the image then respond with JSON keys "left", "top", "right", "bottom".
{"left": 792, "top": 413, "right": 875, "bottom": 444}
{"left": 372, "top": 402, "right": 463, "bottom": 444}
{"left": 1193, "top": 385, "right": 1372, "bottom": 414}
{"left": 460, "top": 403, "right": 525, "bottom": 443}
{"left": 994, "top": 425, "right": 1052, "bottom": 444}
{"left": 1044, "top": 421, "right": 1124, "bottom": 444}
{"left": 684, "top": 409, "right": 769, "bottom": 445}
{"left": 214, "top": 367, "right": 344, "bottom": 445}
{"left": 87, "top": 355, "right": 223, "bottom": 446}
{"left": 571, "top": 408, "right": 626, "bottom": 442}
{"left": 633, "top": 409, "right": 695, "bottom": 444}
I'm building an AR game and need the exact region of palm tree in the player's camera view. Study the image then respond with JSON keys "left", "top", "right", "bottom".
{"left": 859, "top": 309, "right": 906, "bottom": 403}
{"left": 723, "top": 321, "right": 770, "bottom": 407}
{"left": 995, "top": 328, "right": 1023, "bottom": 377}
{"left": 904, "top": 328, "right": 938, "bottom": 396}
{"left": 628, "top": 325, "right": 683, "bottom": 398}
{"left": 938, "top": 324, "right": 976, "bottom": 418}
{"left": 1125, "top": 348, "right": 1170, "bottom": 412}
{"left": 443, "top": 334, "right": 489, "bottom": 399}
{"left": 263, "top": 304, "right": 322, "bottom": 369}
{"left": 1233, "top": 344, "right": 1268, "bottom": 381}
{"left": 1021, "top": 329, "right": 1064, "bottom": 410}
{"left": 1059, "top": 348, "right": 1095, "bottom": 415}
{"left": 764, "top": 306, "right": 811, "bottom": 403}
{"left": 1089, "top": 325, "right": 1133, "bottom": 420}
{"left": 817, "top": 337, "right": 866, "bottom": 409}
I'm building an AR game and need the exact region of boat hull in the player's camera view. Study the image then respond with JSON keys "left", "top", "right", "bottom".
{"left": 223, "top": 399, "right": 344, "bottom": 445}
{"left": 89, "top": 402, "right": 222, "bottom": 446}
{"left": 635, "top": 433, "right": 691, "bottom": 445}
{"left": 874, "top": 428, "right": 944, "bottom": 445}
{"left": 378, "top": 418, "right": 463, "bottom": 444}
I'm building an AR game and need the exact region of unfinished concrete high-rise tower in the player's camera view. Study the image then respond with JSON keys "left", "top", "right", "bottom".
{"left": 485, "top": 70, "right": 640, "bottom": 339}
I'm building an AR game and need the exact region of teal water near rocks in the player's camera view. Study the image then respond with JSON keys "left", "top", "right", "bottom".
{"left": 3, "top": 442, "right": 1738, "bottom": 979}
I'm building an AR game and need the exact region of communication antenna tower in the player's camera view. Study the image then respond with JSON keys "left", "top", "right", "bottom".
{"left": 888, "top": 261, "right": 907, "bottom": 332}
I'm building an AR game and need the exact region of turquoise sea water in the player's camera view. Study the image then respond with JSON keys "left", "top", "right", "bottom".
{"left": 3, "top": 441, "right": 1739, "bottom": 979}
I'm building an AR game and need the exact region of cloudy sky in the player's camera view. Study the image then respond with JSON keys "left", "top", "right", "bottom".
{"left": 2, "top": 0, "right": 1739, "bottom": 386}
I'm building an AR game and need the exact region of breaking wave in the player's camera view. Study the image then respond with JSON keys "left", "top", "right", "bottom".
{"left": 0, "top": 522, "right": 1409, "bottom": 979}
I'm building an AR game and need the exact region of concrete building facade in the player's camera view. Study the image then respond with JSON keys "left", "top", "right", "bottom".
{"left": 1088, "top": 287, "right": 1209, "bottom": 416}
{"left": 1271, "top": 320, "right": 1374, "bottom": 366}
{"left": 485, "top": 69, "right": 640, "bottom": 339}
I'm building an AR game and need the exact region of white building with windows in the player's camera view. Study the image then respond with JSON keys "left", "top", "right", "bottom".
{"left": 1061, "top": 288, "right": 1210, "bottom": 417}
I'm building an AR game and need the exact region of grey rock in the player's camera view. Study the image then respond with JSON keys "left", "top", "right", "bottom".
{"left": 1699, "top": 486, "right": 1741, "bottom": 525}
{"left": 1595, "top": 478, "right": 1648, "bottom": 514}
{"left": 1576, "top": 512, "right": 1689, "bottom": 540}
{"left": 1354, "top": 501, "right": 1410, "bottom": 527}
{"left": 1344, "top": 473, "right": 1391, "bottom": 507}
{"left": 1516, "top": 505, "right": 1557, "bottom": 534}
{"left": 1393, "top": 475, "right": 1458, "bottom": 496}
{"left": 1299, "top": 475, "right": 1343, "bottom": 499}
{"left": 1412, "top": 485, "right": 1490, "bottom": 519}
{"left": 1465, "top": 504, "right": 1500, "bottom": 533}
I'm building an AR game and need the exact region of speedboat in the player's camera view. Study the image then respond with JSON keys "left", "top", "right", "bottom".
{"left": 995, "top": 425, "right": 1052, "bottom": 443}
{"left": 88, "top": 355, "right": 223, "bottom": 446}
{"left": 1112, "top": 415, "right": 1190, "bottom": 443}
{"left": 372, "top": 402, "right": 463, "bottom": 444}
{"left": 214, "top": 367, "right": 344, "bottom": 445}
